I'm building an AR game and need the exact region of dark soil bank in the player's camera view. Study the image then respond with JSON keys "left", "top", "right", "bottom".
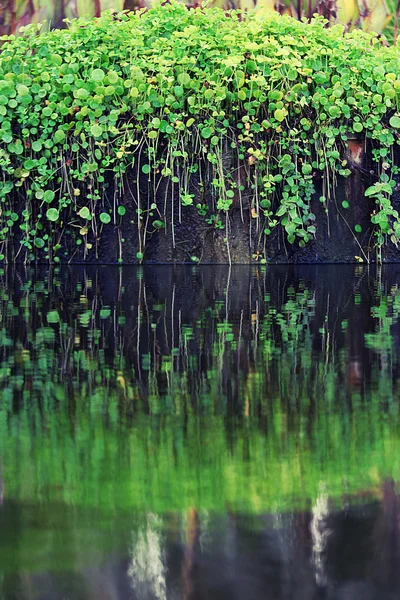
{"left": 93, "top": 146, "right": 400, "bottom": 265}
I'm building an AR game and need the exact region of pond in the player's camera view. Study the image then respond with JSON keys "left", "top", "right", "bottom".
{"left": 0, "top": 265, "right": 400, "bottom": 599}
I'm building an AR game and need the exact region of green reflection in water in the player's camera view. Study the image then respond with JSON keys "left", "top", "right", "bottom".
{"left": 0, "top": 265, "right": 399, "bottom": 532}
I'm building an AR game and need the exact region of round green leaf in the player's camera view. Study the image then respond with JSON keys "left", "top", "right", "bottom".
{"left": 174, "top": 85, "right": 184, "bottom": 97}
{"left": 17, "top": 84, "right": 29, "bottom": 97}
{"left": 100, "top": 212, "right": 111, "bottom": 224}
{"left": 76, "top": 88, "right": 89, "bottom": 100}
{"left": 153, "top": 220, "right": 165, "bottom": 229}
{"left": 201, "top": 127, "right": 213, "bottom": 139}
{"left": 91, "top": 68, "right": 105, "bottom": 82}
{"left": 50, "top": 54, "right": 62, "bottom": 66}
{"left": 90, "top": 124, "right": 103, "bottom": 138}
{"left": 107, "top": 71, "right": 119, "bottom": 84}
{"left": 54, "top": 129, "right": 65, "bottom": 144}
{"left": 47, "top": 310, "right": 59, "bottom": 323}
{"left": 274, "top": 109, "right": 286, "bottom": 122}
{"left": 178, "top": 73, "right": 191, "bottom": 86}
{"left": 78, "top": 206, "right": 91, "bottom": 220}
{"left": 46, "top": 208, "right": 59, "bottom": 222}
{"left": 44, "top": 190, "right": 55, "bottom": 203}
{"left": 389, "top": 115, "right": 400, "bottom": 128}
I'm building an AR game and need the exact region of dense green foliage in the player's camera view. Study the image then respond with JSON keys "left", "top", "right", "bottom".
{"left": 2, "top": 4, "right": 400, "bottom": 262}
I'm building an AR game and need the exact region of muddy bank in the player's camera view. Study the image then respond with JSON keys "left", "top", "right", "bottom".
{"left": 93, "top": 142, "right": 400, "bottom": 265}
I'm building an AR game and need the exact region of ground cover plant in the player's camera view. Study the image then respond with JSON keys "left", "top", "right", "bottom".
{"left": 2, "top": 3, "right": 400, "bottom": 263}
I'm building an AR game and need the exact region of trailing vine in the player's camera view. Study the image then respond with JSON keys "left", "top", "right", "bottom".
{"left": 2, "top": 3, "right": 400, "bottom": 263}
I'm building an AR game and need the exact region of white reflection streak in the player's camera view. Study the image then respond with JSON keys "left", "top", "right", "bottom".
{"left": 128, "top": 513, "right": 167, "bottom": 600}
{"left": 310, "top": 485, "right": 331, "bottom": 587}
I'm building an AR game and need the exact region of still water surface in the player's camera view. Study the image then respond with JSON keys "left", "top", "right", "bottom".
{"left": 0, "top": 265, "right": 400, "bottom": 599}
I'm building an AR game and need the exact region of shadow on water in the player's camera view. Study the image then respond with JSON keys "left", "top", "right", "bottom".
{"left": 1, "top": 265, "right": 400, "bottom": 598}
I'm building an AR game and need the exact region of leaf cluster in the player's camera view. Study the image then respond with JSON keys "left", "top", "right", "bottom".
{"left": 1, "top": 4, "right": 400, "bottom": 261}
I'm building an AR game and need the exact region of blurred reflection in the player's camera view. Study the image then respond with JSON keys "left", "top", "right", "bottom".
{"left": 129, "top": 514, "right": 167, "bottom": 600}
{"left": 0, "top": 266, "right": 399, "bottom": 598}
{"left": 310, "top": 484, "right": 331, "bottom": 589}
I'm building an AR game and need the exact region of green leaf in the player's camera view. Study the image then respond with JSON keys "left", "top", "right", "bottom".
{"left": 142, "top": 164, "right": 151, "bottom": 174}
{"left": 201, "top": 127, "right": 213, "bottom": 139}
{"left": 118, "top": 206, "right": 126, "bottom": 216}
{"left": 153, "top": 220, "right": 165, "bottom": 229}
{"left": 78, "top": 207, "right": 91, "bottom": 220}
{"left": 44, "top": 190, "right": 55, "bottom": 203}
{"left": 17, "top": 84, "right": 29, "bottom": 97}
{"left": 76, "top": 88, "right": 89, "bottom": 100}
{"left": 50, "top": 54, "right": 62, "bottom": 66}
{"left": 100, "top": 212, "right": 111, "bottom": 224}
{"left": 389, "top": 115, "right": 400, "bottom": 128}
{"left": 46, "top": 208, "right": 59, "bottom": 222}
{"left": 91, "top": 68, "right": 105, "bottom": 82}
{"left": 174, "top": 85, "right": 184, "bottom": 97}
{"left": 274, "top": 109, "right": 286, "bottom": 122}
{"left": 54, "top": 130, "right": 65, "bottom": 144}
{"left": 365, "top": 186, "right": 378, "bottom": 197}
{"left": 107, "top": 71, "right": 119, "bottom": 84}
{"left": 328, "top": 105, "right": 341, "bottom": 118}
{"left": 90, "top": 124, "right": 103, "bottom": 138}
{"left": 178, "top": 73, "right": 191, "bottom": 86}
{"left": 47, "top": 310, "right": 59, "bottom": 323}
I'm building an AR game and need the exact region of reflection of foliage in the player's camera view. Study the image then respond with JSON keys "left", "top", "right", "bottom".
{"left": 365, "top": 284, "right": 400, "bottom": 351}
{"left": 0, "top": 266, "right": 399, "bottom": 528}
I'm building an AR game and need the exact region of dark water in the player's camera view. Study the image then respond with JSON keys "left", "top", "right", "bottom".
{"left": 1, "top": 265, "right": 400, "bottom": 599}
